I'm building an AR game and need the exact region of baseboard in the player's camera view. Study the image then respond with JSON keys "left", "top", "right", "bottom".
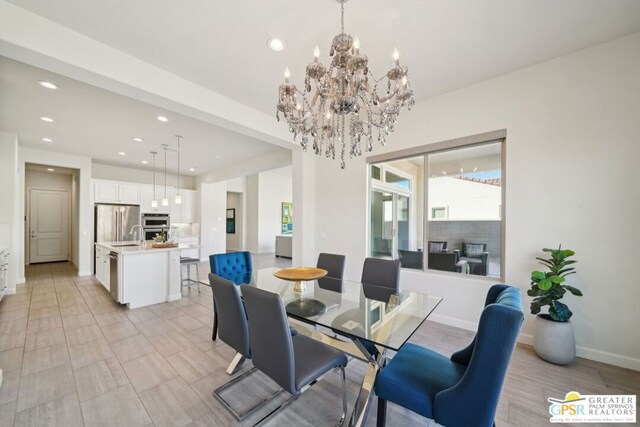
{"left": 574, "top": 346, "right": 640, "bottom": 371}
{"left": 77, "top": 271, "right": 92, "bottom": 277}
{"left": 432, "top": 318, "right": 640, "bottom": 371}
{"left": 167, "top": 293, "right": 182, "bottom": 302}
{"left": 428, "top": 313, "right": 479, "bottom": 332}
{"left": 17, "top": 277, "right": 25, "bottom": 285}
{"left": 3, "top": 287, "right": 16, "bottom": 296}
{"left": 518, "top": 332, "right": 533, "bottom": 345}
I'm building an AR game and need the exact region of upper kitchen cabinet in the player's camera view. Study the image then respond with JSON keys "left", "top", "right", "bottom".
{"left": 140, "top": 185, "right": 171, "bottom": 214}
{"left": 171, "top": 189, "right": 197, "bottom": 223}
{"left": 181, "top": 190, "right": 198, "bottom": 223}
{"left": 94, "top": 180, "right": 140, "bottom": 204}
{"left": 93, "top": 179, "right": 197, "bottom": 222}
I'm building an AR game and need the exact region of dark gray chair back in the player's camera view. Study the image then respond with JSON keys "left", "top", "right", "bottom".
{"left": 397, "top": 249, "right": 423, "bottom": 269}
{"left": 242, "top": 285, "right": 296, "bottom": 394}
{"left": 361, "top": 257, "right": 401, "bottom": 291}
{"left": 317, "top": 253, "right": 346, "bottom": 279}
{"left": 208, "top": 273, "right": 250, "bottom": 358}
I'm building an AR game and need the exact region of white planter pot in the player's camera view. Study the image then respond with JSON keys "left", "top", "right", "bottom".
{"left": 533, "top": 314, "right": 576, "bottom": 365}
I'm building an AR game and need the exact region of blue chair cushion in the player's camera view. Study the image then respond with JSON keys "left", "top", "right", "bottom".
{"left": 375, "top": 343, "right": 466, "bottom": 418}
{"left": 209, "top": 252, "right": 252, "bottom": 279}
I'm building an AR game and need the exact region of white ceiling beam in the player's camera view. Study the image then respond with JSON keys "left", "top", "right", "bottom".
{"left": 0, "top": 0, "right": 295, "bottom": 150}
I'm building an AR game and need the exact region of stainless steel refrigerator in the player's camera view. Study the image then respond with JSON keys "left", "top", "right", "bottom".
{"left": 94, "top": 204, "right": 142, "bottom": 243}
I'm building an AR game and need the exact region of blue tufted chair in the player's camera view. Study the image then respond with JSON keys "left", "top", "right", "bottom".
{"left": 209, "top": 252, "right": 253, "bottom": 341}
{"left": 374, "top": 284, "right": 523, "bottom": 427}
{"left": 210, "top": 251, "right": 253, "bottom": 279}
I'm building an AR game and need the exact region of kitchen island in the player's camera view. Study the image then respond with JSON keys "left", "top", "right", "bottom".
{"left": 95, "top": 241, "right": 183, "bottom": 308}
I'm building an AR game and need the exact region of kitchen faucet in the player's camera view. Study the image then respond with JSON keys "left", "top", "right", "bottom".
{"left": 129, "top": 224, "right": 144, "bottom": 244}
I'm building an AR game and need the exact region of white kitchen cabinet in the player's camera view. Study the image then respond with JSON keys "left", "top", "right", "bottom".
{"left": 94, "top": 181, "right": 119, "bottom": 203}
{"left": 171, "top": 189, "right": 197, "bottom": 224}
{"left": 0, "top": 249, "right": 9, "bottom": 302}
{"left": 118, "top": 184, "right": 141, "bottom": 204}
{"left": 93, "top": 180, "right": 197, "bottom": 221}
{"left": 94, "top": 180, "right": 141, "bottom": 204}
{"left": 140, "top": 185, "right": 159, "bottom": 213}
{"left": 181, "top": 190, "right": 197, "bottom": 223}
{"left": 95, "top": 246, "right": 110, "bottom": 291}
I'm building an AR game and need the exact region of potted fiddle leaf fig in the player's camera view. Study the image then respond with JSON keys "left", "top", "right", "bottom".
{"left": 528, "top": 246, "right": 582, "bottom": 365}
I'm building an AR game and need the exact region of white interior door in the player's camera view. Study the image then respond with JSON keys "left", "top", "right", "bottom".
{"left": 29, "top": 189, "right": 70, "bottom": 263}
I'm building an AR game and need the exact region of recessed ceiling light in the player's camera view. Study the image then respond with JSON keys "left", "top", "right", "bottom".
{"left": 40, "top": 116, "right": 54, "bottom": 122}
{"left": 267, "top": 37, "right": 285, "bottom": 51}
{"left": 38, "top": 81, "right": 58, "bottom": 90}
{"left": 41, "top": 137, "right": 53, "bottom": 143}
{"left": 189, "top": 168, "right": 196, "bottom": 172}
{"left": 215, "top": 155, "right": 221, "bottom": 159}
{"left": 133, "top": 137, "right": 143, "bottom": 142}
{"left": 141, "top": 160, "right": 148, "bottom": 165}
{"left": 157, "top": 116, "right": 169, "bottom": 122}
{"left": 47, "top": 168, "right": 55, "bottom": 172}
{"left": 118, "top": 152, "right": 126, "bottom": 156}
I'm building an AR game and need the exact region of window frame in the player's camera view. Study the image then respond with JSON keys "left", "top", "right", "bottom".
{"left": 367, "top": 129, "right": 506, "bottom": 281}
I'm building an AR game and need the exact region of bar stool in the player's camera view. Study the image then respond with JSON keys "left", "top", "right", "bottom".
{"left": 180, "top": 257, "right": 200, "bottom": 292}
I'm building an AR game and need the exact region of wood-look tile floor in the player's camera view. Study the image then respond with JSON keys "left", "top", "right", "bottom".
{"left": 0, "top": 262, "right": 638, "bottom": 426}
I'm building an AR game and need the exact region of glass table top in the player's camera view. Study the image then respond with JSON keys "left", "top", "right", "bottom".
{"left": 230, "top": 268, "right": 443, "bottom": 352}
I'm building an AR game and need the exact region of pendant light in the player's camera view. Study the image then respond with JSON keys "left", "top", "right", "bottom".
{"left": 150, "top": 151, "right": 158, "bottom": 208}
{"left": 161, "top": 144, "right": 169, "bottom": 206}
{"left": 174, "top": 135, "right": 183, "bottom": 204}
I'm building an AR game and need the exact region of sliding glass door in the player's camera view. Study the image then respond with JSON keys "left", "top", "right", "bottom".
{"left": 370, "top": 189, "right": 412, "bottom": 261}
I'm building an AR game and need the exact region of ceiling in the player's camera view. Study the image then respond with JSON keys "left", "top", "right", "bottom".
{"left": 6, "top": 0, "right": 640, "bottom": 116}
{"left": 0, "top": 57, "right": 287, "bottom": 175}
{"left": 26, "top": 163, "right": 76, "bottom": 176}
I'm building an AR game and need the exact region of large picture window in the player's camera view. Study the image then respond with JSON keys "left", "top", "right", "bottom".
{"left": 368, "top": 132, "right": 505, "bottom": 279}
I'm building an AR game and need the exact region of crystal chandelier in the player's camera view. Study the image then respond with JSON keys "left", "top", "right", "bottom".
{"left": 276, "top": 0, "right": 415, "bottom": 169}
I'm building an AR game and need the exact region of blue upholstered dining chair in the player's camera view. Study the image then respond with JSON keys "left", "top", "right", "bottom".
{"left": 209, "top": 252, "right": 253, "bottom": 341}
{"left": 374, "top": 284, "right": 524, "bottom": 427}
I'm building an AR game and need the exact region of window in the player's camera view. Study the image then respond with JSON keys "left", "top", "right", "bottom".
{"left": 431, "top": 207, "right": 447, "bottom": 219}
{"left": 368, "top": 132, "right": 505, "bottom": 279}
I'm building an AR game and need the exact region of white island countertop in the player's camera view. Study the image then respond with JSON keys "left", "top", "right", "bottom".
{"left": 96, "top": 241, "right": 199, "bottom": 254}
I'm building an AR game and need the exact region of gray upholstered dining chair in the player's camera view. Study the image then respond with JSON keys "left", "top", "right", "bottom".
{"left": 242, "top": 285, "right": 349, "bottom": 426}
{"left": 317, "top": 252, "right": 346, "bottom": 279}
{"left": 209, "top": 273, "right": 283, "bottom": 421}
{"left": 361, "top": 257, "right": 401, "bottom": 290}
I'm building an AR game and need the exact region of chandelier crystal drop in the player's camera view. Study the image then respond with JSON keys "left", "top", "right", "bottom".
{"left": 276, "top": 0, "right": 415, "bottom": 169}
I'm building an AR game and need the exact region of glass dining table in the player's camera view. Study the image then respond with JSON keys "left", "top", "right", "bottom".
{"left": 227, "top": 267, "right": 443, "bottom": 427}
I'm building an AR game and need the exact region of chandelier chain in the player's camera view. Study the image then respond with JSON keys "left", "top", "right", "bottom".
{"left": 341, "top": 1, "right": 344, "bottom": 33}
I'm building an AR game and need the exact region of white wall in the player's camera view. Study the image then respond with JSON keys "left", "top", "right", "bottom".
{"left": 240, "top": 170, "right": 292, "bottom": 254}
{"left": 92, "top": 162, "right": 196, "bottom": 190}
{"left": 71, "top": 172, "right": 79, "bottom": 266}
{"left": 25, "top": 169, "right": 74, "bottom": 265}
{"left": 0, "top": 131, "right": 19, "bottom": 293}
{"left": 245, "top": 174, "right": 259, "bottom": 253}
{"left": 257, "top": 170, "right": 292, "bottom": 253}
{"left": 429, "top": 177, "right": 501, "bottom": 220}
{"left": 18, "top": 147, "right": 93, "bottom": 279}
{"left": 226, "top": 192, "right": 242, "bottom": 251}
{"left": 313, "top": 32, "right": 640, "bottom": 370}
{"left": 199, "top": 181, "right": 227, "bottom": 261}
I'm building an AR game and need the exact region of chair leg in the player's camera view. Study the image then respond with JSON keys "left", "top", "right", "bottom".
{"left": 196, "top": 263, "right": 200, "bottom": 293}
{"left": 377, "top": 397, "right": 387, "bottom": 427}
{"left": 338, "top": 366, "right": 348, "bottom": 426}
{"left": 212, "top": 305, "right": 218, "bottom": 341}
